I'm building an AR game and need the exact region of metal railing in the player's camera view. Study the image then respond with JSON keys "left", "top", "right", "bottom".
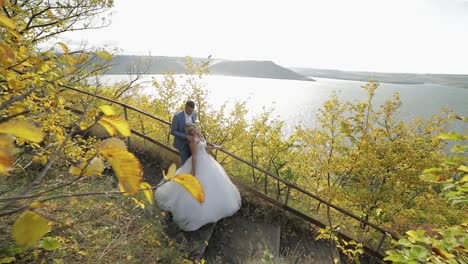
{"left": 62, "top": 84, "right": 400, "bottom": 259}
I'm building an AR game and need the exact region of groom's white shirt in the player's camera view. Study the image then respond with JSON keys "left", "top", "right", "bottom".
{"left": 185, "top": 112, "right": 194, "bottom": 125}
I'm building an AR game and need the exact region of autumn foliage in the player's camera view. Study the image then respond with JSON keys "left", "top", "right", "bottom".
{"left": 1, "top": 1, "right": 204, "bottom": 262}
{"left": 1, "top": 0, "right": 466, "bottom": 263}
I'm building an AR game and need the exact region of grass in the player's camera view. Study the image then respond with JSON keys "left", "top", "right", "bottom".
{"left": 0, "top": 168, "right": 191, "bottom": 264}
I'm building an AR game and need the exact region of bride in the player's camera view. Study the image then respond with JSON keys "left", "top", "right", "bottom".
{"left": 154, "top": 123, "right": 242, "bottom": 231}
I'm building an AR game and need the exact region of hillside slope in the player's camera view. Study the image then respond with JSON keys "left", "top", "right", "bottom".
{"left": 105, "top": 55, "right": 315, "bottom": 81}
{"left": 292, "top": 67, "right": 468, "bottom": 88}
{"left": 209, "top": 60, "right": 314, "bottom": 81}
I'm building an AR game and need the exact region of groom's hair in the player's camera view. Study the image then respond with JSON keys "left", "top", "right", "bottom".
{"left": 185, "top": 101, "right": 195, "bottom": 109}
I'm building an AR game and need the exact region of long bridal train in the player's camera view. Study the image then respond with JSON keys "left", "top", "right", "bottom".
{"left": 155, "top": 140, "right": 241, "bottom": 231}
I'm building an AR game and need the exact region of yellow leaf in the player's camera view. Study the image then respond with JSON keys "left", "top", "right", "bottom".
{"left": 100, "top": 148, "right": 142, "bottom": 194}
{"left": 0, "top": 14, "right": 15, "bottom": 30}
{"left": 171, "top": 174, "right": 205, "bottom": 203}
{"left": 163, "top": 163, "right": 177, "bottom": 181}
{"left": 461, "top": 175, "right": 468, "bottom": 182}
{"left": 458, "top": 165, "right": 468, "bottom": 173}
{"left": 131, "top": 198, "right": 145, "bottom": 209}
{"left": 70, "top": 197, "right": 79, "bottom": 205}
{"left": 140, "top": 182, "right": 153, "bottom": 204}
{"left": 57, "top": 42, "right": 68, "bottom": 54}
{"left": 85, "top": 108, "right": 99, "bottom": 119}
{"left": 65, "top": 67, "right": 75, "bottom": 74}
{"left": 29, "top": 202, "right": 46, "bottom": 208}
{"left": 64, "top": 217, "right": 74, "bottom": 226}
{"left": 98, "top": 137, "right": 127, "bottom": 151}
{"left": 76, "top": 54, "right": 88, "bottom": 64}
{"left": 9, "top": 105, "right": 25, "bottom": 115}
{"left": 0, "top": 149, "right": 14, "bottom": 175}
{"left": 0, "top": 134, "right": 14, "bottom": 152}
{"left": 0, "top": 135, "right": 14, "bottom": 175}
{"left": 77, "top": 250, "right": 88, "bottom": 256}
{"left": 32, "top": 155, "right": 41, "bottom": 164}
{"left": 0, "top": 43, "right": 14, "bottom": 59}
{"left": 12, "top": 211, "right": 51, "bottom": 247}
{"left": 100, "top": 116, "right": 130, "bottom": 137}
{"left": 96, "top": 51, "right": 112, "bottom": 60}
{"left": 6, "top": 28, "right": 21, "bottom": 39}
{"left": 0, "top": 120, "right": 44, "bottom": 143}
{"left": 79, "top": 121, "right": 94, "bottom": 131}
{"left": 63, "top": 54, "right": 75, "bottom": 65}
{"left": 69, "top": 157, "right": 105, "bottom": 177}
{"left": 98, "top": 119, "right": 118, "bottom": 136}
{"left": 118, "top": 183, "right": 129, "bottom": 196}
{"left": 99, "top": 105, "right": 116, "bottom": 116}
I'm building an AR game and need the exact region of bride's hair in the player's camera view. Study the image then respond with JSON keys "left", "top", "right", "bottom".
{"left": 185, "top": 123, "right": 197, "bottom": 134}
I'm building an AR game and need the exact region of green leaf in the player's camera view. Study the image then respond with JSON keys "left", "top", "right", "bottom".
{"left": 420, "top": 173, "right": 443, "bottom": 183}
{"left": 376, "top": 208, "right": 383, "bottom": 216}
{"left": 0, "top": 257, "right": 15, "bottom": 264}
{"left": 441, "top": 182, "right": 456, "bottom": 190}
{"left": 437, "top": 132, "right": 465, "bottom": 141}
{"left": 408, "top": 245, "right": 429, "bottom": 261}
{"left": 384, "top": 250, "right": 408, "bottom": 262}
{"left": 406, "top": 230, "right": 428, "bottom": 243}
{"left": 450, "top": 144, "right": 468, "bottom": 153}
{"left": 0, "top": 245, "right": 23, "bottom": 256}
{"left": 422, "top": 167, "right": 443, "bottom": 174}
{"left": 39, "top": 237, "right": 61, "bottom": 250}
{"left": 397, "top": 238, "right": 413, "bottom": 247}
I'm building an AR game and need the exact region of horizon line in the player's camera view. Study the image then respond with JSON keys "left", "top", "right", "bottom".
{"left": 114, "top": 53, "right": 468, "bottom": 76}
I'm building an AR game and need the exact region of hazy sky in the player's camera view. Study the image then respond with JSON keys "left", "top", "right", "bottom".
{"left": 60, "top": 0, "right": 468, "bottom": 74}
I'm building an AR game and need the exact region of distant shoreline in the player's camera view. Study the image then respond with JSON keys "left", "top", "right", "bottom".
{"left": 292, "top": 67, "right": 468, "bottom": 88}
{"left": 102, "top": 55, "right": 467, "bottom": 88}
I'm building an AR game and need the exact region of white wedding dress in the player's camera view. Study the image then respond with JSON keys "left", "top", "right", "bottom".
{"left": 154, "top": 140, "right": 241, "bottom": 231}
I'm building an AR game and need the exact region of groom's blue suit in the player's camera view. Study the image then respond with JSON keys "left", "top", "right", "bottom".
{"left": 171, "top": 111, "right": 197, "bottom": 164}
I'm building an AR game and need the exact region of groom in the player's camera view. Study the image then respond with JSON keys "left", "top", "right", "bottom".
{"left": 171, "top": 101, "right": 197, "bottom": 164}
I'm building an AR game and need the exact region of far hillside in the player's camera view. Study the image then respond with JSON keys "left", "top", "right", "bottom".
{"left": 291, "top": 67, "right": 468, "bottom": 88}
{"left": 104, "top": 55, "right": 468, "bottom": 88}
{"left": 209, "top": 60, "right": 314, "bottom": 81}
{"left": 105, "top": 55, "right": 315, "bottom": 81}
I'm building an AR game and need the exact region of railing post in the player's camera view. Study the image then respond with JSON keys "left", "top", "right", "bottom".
{"left": 264, "top": 175, "right": 268, "bottom": 195}
{"left": 123, "top": 106, "right": 132, "bottom": 150}
{"left": 166, "top": 123, "right": 171, "bottom": 145}
{"left": 375, "top": 233, "right": 387, "bottom": 256}
{"left": 276, "top": 179, "right": 281, "bottom": 201}
{"left": 284, "top": 186, "right": 291, "bottom": 206}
